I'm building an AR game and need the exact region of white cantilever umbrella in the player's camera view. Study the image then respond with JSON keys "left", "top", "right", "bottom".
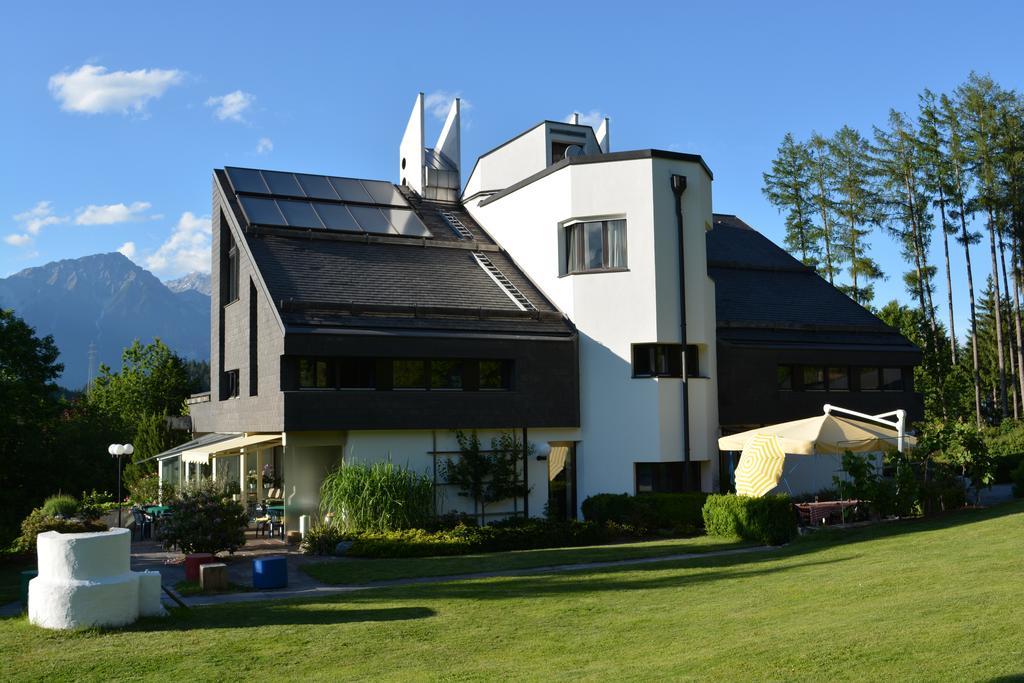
{"left": 719, "top": 405, "right": 913, "bottom": 497}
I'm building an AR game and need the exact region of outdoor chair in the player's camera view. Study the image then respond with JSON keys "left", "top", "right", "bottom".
{"left": 268, "top": 510, "right": 285, "bottom": 540}
{"left": 130, "top": 507, "right": 153, "bottom": 541}
{"left": 253, "top": 503, "right": 271, "bottom": 537}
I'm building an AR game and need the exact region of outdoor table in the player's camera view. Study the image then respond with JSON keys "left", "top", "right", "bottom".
{"left": 266, "top": 505, "right": 284, "bottom": 514}
{"left": 145, "top": 505, "right": 171, "bottom": 517}
{"left": 795, "top": 500, "right": 861, "bottom": 526}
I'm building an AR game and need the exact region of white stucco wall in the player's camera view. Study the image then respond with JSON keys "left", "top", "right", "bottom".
{"left": 467, "top": 154, "right": 720, "bottom": 501}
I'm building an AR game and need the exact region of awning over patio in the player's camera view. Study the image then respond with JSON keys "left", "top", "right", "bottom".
{"left": 718, "top": 412, "right": 914, "bottom": 455}
{"left": 146, "top": 432, "right": 241, "bottom": 465}
{"left": 180, "top": 433, "right": 283, "bottom": 465}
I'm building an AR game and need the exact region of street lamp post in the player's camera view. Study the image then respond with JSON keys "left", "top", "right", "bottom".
{"left": 108, "top": 443, "right": 134, "bottom": 527}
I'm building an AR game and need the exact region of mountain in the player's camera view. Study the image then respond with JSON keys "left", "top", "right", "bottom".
{"left": 0, "top": 253, "right": 210, "bottom": 389}
{"left": 165, "top": 271, "right": 212, "bottom": 296}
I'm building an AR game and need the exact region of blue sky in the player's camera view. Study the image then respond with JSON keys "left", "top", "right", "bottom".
{"left": 2, "top": 1, "right": 1022, "bottom": 340}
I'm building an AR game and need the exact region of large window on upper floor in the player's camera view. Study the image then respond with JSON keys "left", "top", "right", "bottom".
{"left": 565, "top": 219, "right": 627, "bottom": 274}
{"left": 221, "top": 220, "right": 240, "bottom": 305}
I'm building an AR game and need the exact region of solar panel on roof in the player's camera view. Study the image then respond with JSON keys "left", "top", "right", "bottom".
{"left": 277, "top": 200, "right": 324, "bottom": 229}
{"left": 262, "top": 171, "right": 304, "bottom": 197}
{"left": 312, "top": 203, "right": 360, "bottom": 232}
{"left": 296, "top": 174, "right": 340, "bottom": 200}
{"left": 348, "top": 205, "right": 396, "bottom": 234}
{"left": 385, "top": 208, "right": 431, "bottom": 237}
{"left": 361, "top": 180, "right": 408, "bottom": 206}
{"left": 226, "top": 167, "right": 269, "bottom": 194}
{"left": 239, "top": 196, "right": 287, "bottom": 226}
{"left": 329, "top": 177, "right": 374, "bottom": 203}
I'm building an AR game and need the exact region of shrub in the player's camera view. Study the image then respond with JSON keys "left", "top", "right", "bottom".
{"left": 581, "top": 492, "right": 708, "bottom": 533}
{"left": 300, "top": 523, "right": 347, "bottom": 556}
{"left": 127, "top": 472, "right": 163, "bottom": 506}
{"left": 340, "top": 518, "right": 634, "bottom": 559}
{"left": 1012, "top": 460, "right": 1024, "bottom": 498}
{"left": 13, "top": 508, "right": 107, "bottom": 553}
{"left": 78, "top": 490, "right": 116, "bottom": 521}
{"left": 702, "top": 494, "right": 797, "bottom": 545}
{"left": 918, "top": 473, "right": 967, "bottom": 515}
{"left": 319, "top": 460, "right": 434, "bottom": 533}
{"left": 159, "top": 481, "right": 248, "bottom": 555}
{"left": 40, "top": 494, "right": 79, "bottom": 518}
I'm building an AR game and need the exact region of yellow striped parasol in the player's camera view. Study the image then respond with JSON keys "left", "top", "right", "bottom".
{"left": 734, "top": 433, "right": 787, "bottom": 497}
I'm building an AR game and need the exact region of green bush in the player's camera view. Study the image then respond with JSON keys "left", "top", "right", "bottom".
{"left": 702, "top": 494, "right": 797, "bottom": 545}
{"left": 1012, "top": 461, "right": 1024, "bottom": 498}
{"left": 158, "top": 481, "right": 248, "bottom": 555}
{"left": 320, "top": 460, "right": 434, "bottom": 533}
{"left": 300, "top": 523, "right": 347, "bottom": 556}
{"left": 78, "top": 490, "right": 116, "bottom": 521}
{"left": 40, "top": 494, "right": 79, "bottom": 518}
{"left": 581, "top": 492, "right": 708, "bottom": 533}
{"left": 13, "top": 508, "right": 107, "bottom": 553}
{"left": 918, "top": 474, "right": 966, "bottom": 515}
{"left": 340, "top": 518, "right": 635, "bottom": 559}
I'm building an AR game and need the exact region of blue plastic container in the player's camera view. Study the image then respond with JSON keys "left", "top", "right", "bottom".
{"left": 252, "top": 556, "right": 287, "bottom": 590}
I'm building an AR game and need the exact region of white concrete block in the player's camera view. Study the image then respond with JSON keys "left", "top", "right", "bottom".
{"left": 137, "top": 570, "right": 166, "bottom": 617}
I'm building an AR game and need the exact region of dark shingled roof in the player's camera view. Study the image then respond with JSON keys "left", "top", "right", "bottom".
{"left": 217, "top": 169, "right": 571, "bottom": 337}
{"left": 707, "top": 214, "right": 918, "bottom": 353}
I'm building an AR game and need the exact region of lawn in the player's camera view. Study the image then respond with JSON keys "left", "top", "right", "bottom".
{"left": 2, "top": 502, "right": 1023, "bottom": 681}
{"left": 302, "top": 534, "right": 750, "bottom": 585}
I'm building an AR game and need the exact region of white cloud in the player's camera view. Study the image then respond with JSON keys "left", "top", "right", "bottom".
{"left": 424, "top": 90, "right": 469, "bottom": 120}
{"left": 146, "top": 212, "right": 211, "bottom": 275}
{"left": 4, "top": 233, "right": 31, "bottom": 246}
{"left": 206, "top": 90, "right": 254, "bottom": 122}
{"left": 75, "top": 201, "right": 151, "bottom": 225}
{"left": 118, "top": 241, "right": 137, "bottom": 259}
{"left": 564, "top": 109, "right": 606, "bottom": 128}
{"left": 256, "top": 137, "right": 273, "bottom": 154}
{"left": 14, "top": 201, "right": 66, "bottom": 235}
{"left": 48, "top": 64, "right": 183, "bottom": 115}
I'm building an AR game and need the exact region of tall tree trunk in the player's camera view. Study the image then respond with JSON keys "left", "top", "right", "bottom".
{"left": 957, "top": 200, "right": 983, "bottom": 426}
{"left": 938, "top": 190, "right": 957, "bottom": 363}
{"left": 904, "top": 171, "right": 938, "bottom": 346}
{"left": 1011, "top": 231, "right": 1024, "bottom": 421}
{"left": 998, "top": 226, "right": 1020, "bottom": 417}
{"left": 987, "top": 209, "right": 1008, "bottom": 418}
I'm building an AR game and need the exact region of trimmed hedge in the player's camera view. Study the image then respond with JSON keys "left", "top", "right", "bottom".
{"left": 336, "top": 519, "right": 638, "bottom": 558}
{"left": 701, "top": 494, "right": 796, "bottom": 546}
{"left": 580, "top": 492, "right": 708, "bottom": 533}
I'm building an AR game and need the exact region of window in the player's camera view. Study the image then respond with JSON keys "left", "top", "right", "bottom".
{"left": 827, "top": 367, "right": 849, "bottom": 391}
{"left": 777, "top": 365, "right": 793, "bottom": 391}
{"left": 803, "top": 366, "right": 825, "bottom": 391}
{"left": 338, "top": 358, "right": 375, "bottom": 389}
{"left": 223, "top": 229, "right": 240, "bottom": 305}
{"left": 393, "top": 360, "right": 427, "bottom": 389}
{"left": 299, "top": 359, "right": 332, "bottom": 389}
{"left": 860, "top": 367, "right": 880, "bottom": 391}
{"left": 633, "top": 344, "right": 683, "bottom": 378}
{"left": 635, "top": 462, "right": 702, "bottom": 493}
{"left": 431, "top": 360, "right": 463, "bottom": 390}
{"left": 881, "top": 367, "right": 904, "bottom": 391}
{"left": 565, "top": 219, "right": 627, "bottom": 273}
{"left": 685, "top": 344, "right": 701, "bottom": 378}
{"left": 222, "top": 369, "right": 239, "bottom": 399}
{"left": 249, "top": 280, "right": 258, "bottom": 396}
{"left": 479, "top": 360, "right": 512, "bottom": 390}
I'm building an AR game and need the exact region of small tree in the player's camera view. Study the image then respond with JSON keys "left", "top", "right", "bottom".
{"left": 445, "top": 431, "right": 530, "bottom": 524}
{"left": 918, "top": 419, "right": 993, "bottom": 503}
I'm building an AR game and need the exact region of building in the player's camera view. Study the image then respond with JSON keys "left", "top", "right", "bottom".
{"left": 157, "top": 94, "right": 922, "bottom": 525}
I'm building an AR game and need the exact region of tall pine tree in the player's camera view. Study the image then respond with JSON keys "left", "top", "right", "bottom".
{"left": 762, "top": 133, "right": 821, "bottom": 269}
{"left": 830, "top": 125, "right": 883, "bottom": 304}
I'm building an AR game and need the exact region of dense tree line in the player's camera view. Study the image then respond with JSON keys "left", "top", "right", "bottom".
{"left": 764, "top": 73, "right": 1024, "bottom": 427}
{"left": 0, "top": 310, "right": 203, "bottom": 545}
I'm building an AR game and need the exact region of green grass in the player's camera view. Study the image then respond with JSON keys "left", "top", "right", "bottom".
{"left": 2, "top": 502, "right": 1023, "bottom": 681}
{"left": 302, "top": 534, "right": 750, "bottom": 585}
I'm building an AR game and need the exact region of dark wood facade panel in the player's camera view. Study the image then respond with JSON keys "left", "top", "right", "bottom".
{"left": 717, "top": 342, "right": 924, "bottom": 429}
{"left": 281, "top": 331, "right": 580, "bottom": 430}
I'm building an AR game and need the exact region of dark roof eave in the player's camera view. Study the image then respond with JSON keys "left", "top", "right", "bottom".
{"left": 476, "top": 149, "right": 713, "bottom": 207}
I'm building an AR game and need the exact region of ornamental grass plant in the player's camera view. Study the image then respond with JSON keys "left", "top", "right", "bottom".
{"left": 319, "top": 460, "right": 434, "bottom": 533}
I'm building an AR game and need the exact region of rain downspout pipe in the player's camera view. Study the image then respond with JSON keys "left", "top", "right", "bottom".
{"left": 672, "top": 174, "right": 693, "bottom": 491}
